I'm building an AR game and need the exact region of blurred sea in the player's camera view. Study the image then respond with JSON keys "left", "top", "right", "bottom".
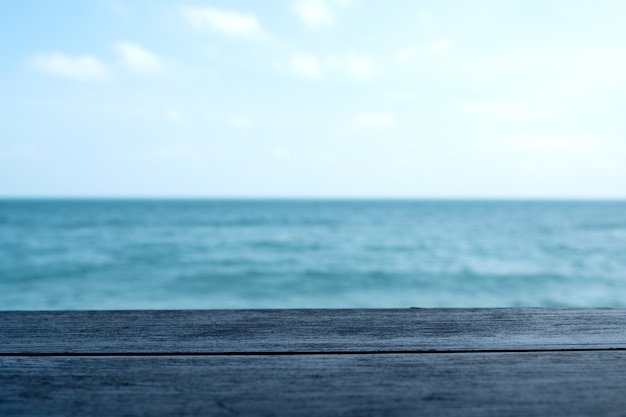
{"left": 1, "top": 199, "right": 626, "bottom": 310}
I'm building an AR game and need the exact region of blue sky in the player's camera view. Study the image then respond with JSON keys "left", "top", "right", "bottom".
{"left": 1, "top": 0, "right": 625, "bottom": 198}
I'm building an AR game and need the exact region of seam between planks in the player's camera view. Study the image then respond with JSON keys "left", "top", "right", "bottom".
{"left": 3, "top": 347, "right": 626, "bottom": 357}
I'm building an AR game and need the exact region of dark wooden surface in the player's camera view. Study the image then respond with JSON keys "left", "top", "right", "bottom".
{"left": 2, "top": 309, "right": 626, "bottom": 416}
{"left": 4, "top": 308, "right": 626, "bottom": 353}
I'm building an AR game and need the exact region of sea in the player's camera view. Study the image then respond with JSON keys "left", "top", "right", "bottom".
{"left": 1, "top": 199, "right": 625, "bottom": 310}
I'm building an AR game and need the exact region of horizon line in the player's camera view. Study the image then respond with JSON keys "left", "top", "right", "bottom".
{"left": 1, "top": 196, "right": 625, "bottom": 202}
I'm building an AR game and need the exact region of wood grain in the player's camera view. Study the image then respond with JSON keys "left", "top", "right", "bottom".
{"left": 3, "top": 309, "right": 626, "bottom": 416}
{"left": 3, "top": 308, "right": 626, "bottom": 354}
{"left": 2, "top": 351, "right": 626, "bottom": 417}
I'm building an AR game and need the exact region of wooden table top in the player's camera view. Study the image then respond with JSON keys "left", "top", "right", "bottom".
{"left": 2, "top": 308, "right": 626, "bottom": 416}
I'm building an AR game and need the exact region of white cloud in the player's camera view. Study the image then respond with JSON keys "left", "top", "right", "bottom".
{"left": 165, "top": 109, "right": 185, "bottom": 123}
{"left": 292, "top": 0, "right": 334, "bottom": 28}
{"left": 183, "top": 6, "right": 268, "bottom": 40}
{"left": 285, "top": 51, "right": 373, "bottom": 80}
{"left": 281, "top": 51, "right": 375, "bottom": 81}
{"left": 115, "top": 42, "right": 162, "bottom": 74}
{"left": 355, "top": 112, "right": 398, "bottom": 129}
{"left": 290, "top": 51, "right": 323, "bottom": 78}
{"left": 30, "top": 53, "right": 110, "bottom": 81}
{"left": 292, "top": 0, "right": 354, "bottom": 28}
{"left": 229, "top": 115, "right": 252, "bottom": 129}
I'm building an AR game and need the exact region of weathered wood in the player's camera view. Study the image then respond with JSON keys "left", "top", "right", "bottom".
{"left": 2, "top": 351, "right": 626, "bottom": 417}
{"left": 2, "top": 308, "right": 626, "bottom": 354}
{"left": 3, "top": 308, "right": 626, "bottom": 416}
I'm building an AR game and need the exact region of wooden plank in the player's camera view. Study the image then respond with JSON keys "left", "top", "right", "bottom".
{"left": 2, "top": 308, "right": 626, "bottom": 354}
{"left": 2, "top": 351, "right": 626, "bottom": 416}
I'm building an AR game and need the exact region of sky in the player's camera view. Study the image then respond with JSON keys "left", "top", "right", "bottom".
{"left": 1, "top": 0, "right": 626, "bottom": 198}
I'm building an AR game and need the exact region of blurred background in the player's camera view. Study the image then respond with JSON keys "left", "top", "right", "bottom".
{"left": 1, "top": 1, "right": 625, "bottom": 309}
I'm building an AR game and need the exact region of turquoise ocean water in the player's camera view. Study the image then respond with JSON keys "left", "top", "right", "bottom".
{"left": 1, "top": 199, "right": 625, "bottom": 310}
